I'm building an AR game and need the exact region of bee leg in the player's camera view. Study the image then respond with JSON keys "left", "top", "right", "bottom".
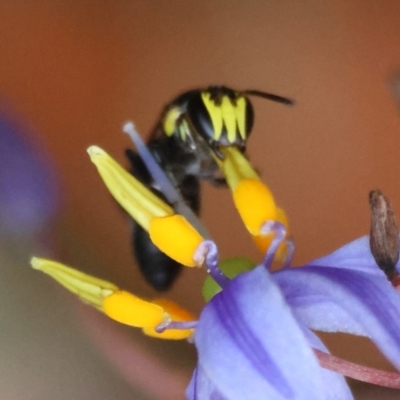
{"left": 207, "top": 176, "right": 227, "bottom": 188}
{"left": 179, "top": 174, "right": 201, "bottom": 213}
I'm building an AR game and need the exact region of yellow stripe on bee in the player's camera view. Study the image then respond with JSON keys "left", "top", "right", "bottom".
{"left": 221, "top": 96, "right": 238, "bottom": 143}
{"left": 235, "top": 97, "right": 247, "bottom": 140}
{"left": 142, "top": 298, "right": 195, "bottom": 340}
{"left": 149, "top": 214, "right": 204, "bottom": 267}
{"left": 201, "top": 92, "right": 223, "bottom": 140}
{"left": 233, "top": 179, "right": 277, "bottom": 235}
{"left": 163, "top": 107, "right": 181, "bottom": 136}
{"left": 103, "top": 290, "right": 165, "bottom": 328}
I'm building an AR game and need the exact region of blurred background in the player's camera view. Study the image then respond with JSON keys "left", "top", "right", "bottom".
{"left": 1, "top": 1, "right": 400, "bottom": 399}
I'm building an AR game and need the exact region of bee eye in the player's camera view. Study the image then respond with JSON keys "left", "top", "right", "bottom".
{"left": 186, "top": 91, "right": 216, "bottom": 143}
{"left": 188, "top": 91, "right": 254, "bottom": 149}
{"left": 244, "top": 98, "right": 254, "bottom": 139}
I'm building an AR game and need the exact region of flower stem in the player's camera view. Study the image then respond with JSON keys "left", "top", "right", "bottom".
{"left": 314, "top": 348, "right": 400, "bottom": 389}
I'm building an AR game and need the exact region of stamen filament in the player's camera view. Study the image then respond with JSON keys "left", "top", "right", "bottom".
{"left": 281, "top": 238, "right": 295, "bottom": 269}
{"left": 142, "top": 298, "right": 196, "bottom": 339}
{"left": 155, "top": 320, "right": 199, "bottom": 333}
{"left": 261, "top": 221, "right": 287, "bottom": 270}
{"left": 252, "top": 206, "right": 289, "bottom": 258}
{"left": 193, "top": 240, "right": 230, "bottom": 288}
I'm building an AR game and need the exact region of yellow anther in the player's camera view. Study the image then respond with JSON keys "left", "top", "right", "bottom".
{"left": 149, "top": 215, "right": 204, "bottom": 267}
{"left": 142, "top": 298, "right": 196, "bottom": 340}
{"left": 31, "top": 257, "right": 192, "bottom": 340}
{"left": 217, "top": 147, "right": 277, "bottom": 235}
{"left": 202, "top": 92, "right": 223, "bottom": 140}
{"left": 30, "top": 257, "right": 118, "bottom": 311}
{"left": 87, "top": 146, "right": 172, "bottom": 230}
{"left": 103, "top": 290, "right": 165, "bottom": 328}
{"left": 162, "top": 107, "right": 181, "bottom": 136}
{"left": 233, "top": 179, "right": 277, "bottom": 235}
{"left": 252, "top": 207, "right": 289, "bottom": 260}
{"left": 88, "top": 146, "right": 205, "bottom": 267}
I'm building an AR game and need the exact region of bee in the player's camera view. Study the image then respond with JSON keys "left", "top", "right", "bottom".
{"left": 126, "top": 86, "right": 294, "bottom": 291}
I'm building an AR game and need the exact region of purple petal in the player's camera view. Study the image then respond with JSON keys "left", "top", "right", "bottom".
{"left": 0, "top": 115, "right": 60, "bottom": 235}
{"left": 186, "top": 367, "right": 227, "bottom": 400}
{"left": 192, "top": 265, "right": 340, "bottom": 400}
{"left": 307, "top": 236, "right": 386, "bottom": 277}
{"left": 275, "top": 266, "right": 400, "bottom": 371}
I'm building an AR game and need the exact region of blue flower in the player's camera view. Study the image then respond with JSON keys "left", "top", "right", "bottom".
{"left": 0, "top": 114, "right": 59, "bottom": 236}
{"left": 187, "top": 235, "right": 400, "bottom": 399}
{"left": 31, "top": 124, "right": 400, "bottom": 400}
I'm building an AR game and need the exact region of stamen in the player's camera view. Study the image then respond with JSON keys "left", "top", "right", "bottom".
{"left": 31, "top": 257, "right": 118, "bottom": 311}
{"left": 281, "top": 238, "right": 295, "bottom": 269}
{"left": 149, "top": 214, "right": 204, "bottom": 267}
{"left": 252, "top": 206, "right": 290, "bottom": 262}
{"left": 103, "top": 290, "right": 165, "bottom": 328}
{"left": 217, "top": 146, "right": 259, "bottom": 191}
{"left": 143, "top": 298, "right": 196, "bottom": 340}
{"left": 233, "top": 179, "right": 276, "bottom": 235}
{"left": 123, "top": 122, "right": 210, "bottom": 239}
{"left": 155, "top": 320, "right": 199, "bottom": 333}
{"left": 87, "top": 146, "right": 172, "bottom": 230}
{"left": 88, "top": 145, "right": 206, "bottom": 267}
{"left": 261, "top": 221, "right": 287, "bottom": 270}
{"left": 314, "top": 348, "right": 400, "bottom": 389}
{"left": 369, "top": 189, "right": 400, "bottom": 287}
{"left": 194, "top": 241, "right": 230, "bottom": 288}
{"left": 202, "top": 257, "right": 256, "bottom": 301}
{"left": 215, "top": 147, "right": 280, "bottom": 236}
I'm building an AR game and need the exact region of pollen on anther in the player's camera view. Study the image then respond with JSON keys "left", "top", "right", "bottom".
{"left": 103, "top": 290, "right": 164, "bottom": 328}
{"left": 233, "top": 179, "right": 277, "bottom": 235}
{"left": 149, "top": 215, "right": 204, "bottom": 267}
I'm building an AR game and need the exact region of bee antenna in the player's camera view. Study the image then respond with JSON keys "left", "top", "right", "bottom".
{"left": 243, "top": 90, "right": 295, "bottom": 106}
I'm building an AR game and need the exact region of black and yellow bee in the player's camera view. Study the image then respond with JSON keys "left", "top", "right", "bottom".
{"left": 126, "top": 86, "right": 294, "bottom": 291}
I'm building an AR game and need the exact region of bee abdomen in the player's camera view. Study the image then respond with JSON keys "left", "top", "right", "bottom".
{"left": 133, "top": 222, "right": 182, "bottom": 291}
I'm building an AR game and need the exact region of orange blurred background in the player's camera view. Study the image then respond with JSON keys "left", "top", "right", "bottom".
{"left": 1, "top": 1, "right": 400, "bottom": 398}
